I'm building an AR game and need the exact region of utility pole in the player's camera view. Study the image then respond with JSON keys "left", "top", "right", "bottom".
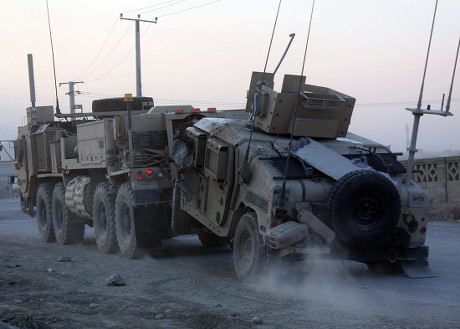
{"left": 120, "top": 14, "right": 157, "bottom": 97}
{"left": 59, "top": 81, "right": 84, "bottom": 119}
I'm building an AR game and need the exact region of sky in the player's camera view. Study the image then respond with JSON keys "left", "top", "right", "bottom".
{"left": 0, "top": 0, "right": 459, "bottom": 155}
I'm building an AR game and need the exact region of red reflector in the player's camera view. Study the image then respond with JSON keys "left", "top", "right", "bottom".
{"left": 270, "top": 222, "right": 278, "bottom": 228}
{"left": 128, "top": 173, "right": 131, "bottom": 177}
{"left": 146, "top": 169, "right": 153, "bottom": 175}
{"left": 138, "top": 171, "right": 142, "bottom": 176}
{"left": 420, "top": 227, "right": 427, "bottom": 234}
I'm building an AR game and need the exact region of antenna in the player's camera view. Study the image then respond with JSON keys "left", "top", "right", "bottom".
{"left": 275, "top": 0, "right": 316, "bottom": 214}
{"left": 239, "top": 0, "right": 282, "bottom": 184}
{"left": 446, "top": 36, "right": 460, "bottom": 112}
{"left": 404, "top": 0, "right": 455, "bottom": 188}
{"left": 45, "top": 0, "right": 60, "bottom": 115}
{"left": 273, "top": 33, "right": 295, "bottom": 76}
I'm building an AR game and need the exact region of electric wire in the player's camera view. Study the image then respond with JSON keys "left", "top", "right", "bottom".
{"left": 86, "top": 24, "right": 154, "bottom": 83}
{"left": 74, "top": 17, "right": 119, "bottom": 81}
{"left": 45, "top": 0, "right": 60, "bottom": 114}
{"left": 124, "top": 0, "right": 175, "bottom": 15}
{"left": 141, "top": 0, "right": 189, "bottom": 15}
{"left": 155, "top": 0, "right": 222, "bottom": 18}
{"left": 81, "top": 22, "right": 134, "bottom": 81}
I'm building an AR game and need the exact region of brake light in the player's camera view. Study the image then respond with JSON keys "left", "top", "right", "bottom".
{"left": 207, "top": 107, "right": 216, "bottom": 112}
{"left": 194, "top": 108, "right": 200, "bottom": 112}
{"left": 177, "top": 109, "right": 183, "bottom": 113}
{"left": 146, "top": 169, "right": 153, "bottom": 175}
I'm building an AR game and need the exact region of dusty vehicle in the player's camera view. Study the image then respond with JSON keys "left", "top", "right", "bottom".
{"left": 14, "top": 89, "right": 246, "bottom": 258}
{"left": 171, "top": 71, "right": 433, "bottom": 279}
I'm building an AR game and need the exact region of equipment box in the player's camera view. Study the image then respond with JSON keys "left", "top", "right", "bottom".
{"left": 246, "top": 72, "right": 355, "bottom": 138}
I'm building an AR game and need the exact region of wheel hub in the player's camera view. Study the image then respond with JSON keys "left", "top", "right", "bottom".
{"left": 353, "top": 194, "right": 383, "bottom": 226}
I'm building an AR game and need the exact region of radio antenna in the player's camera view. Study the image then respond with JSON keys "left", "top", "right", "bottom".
{"left": 277, "top": 0, "right": 315, "bottom": 213}
{"left": 45, "top": 0, "right": 61, "bottom": 115}
{"left": 405, "top": 0, "right": 454, "bottom": 188}
{"left": 446, "top": 36, "right": 460, "bottom": 112}
{"left": 239, "top": 0, "right": 282, "bottom": 184}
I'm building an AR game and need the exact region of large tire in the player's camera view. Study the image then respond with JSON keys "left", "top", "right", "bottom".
{"left": 52, "top": 183, "right": 85, "bottom": 245}
{"left": 36, "top": 183, "right": 55, "bottom": 243}
{"left": 115, "top": 183, "right": 139, "bottom": 258}
{"left": 327, "top": 170, "right": 400, "bottom": 246}
{"left": 198, "top": 231, "right": 228, "bottom": 248}
{"left": 92, "top": 97, "right": 153, "bottom": 113}
{"left": 233, "top": 212, "right": 267, "bottom": 280}
{"left": 93, "top": 183, "right": 118, "bottom": 254}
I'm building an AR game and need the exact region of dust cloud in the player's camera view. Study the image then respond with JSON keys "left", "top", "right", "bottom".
{"left": 247, "top": 257, "right": 375, "bottom": 315}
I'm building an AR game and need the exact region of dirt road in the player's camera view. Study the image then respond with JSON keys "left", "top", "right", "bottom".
{"left": 0, "top": 197, "right": 459, "bottom": 329}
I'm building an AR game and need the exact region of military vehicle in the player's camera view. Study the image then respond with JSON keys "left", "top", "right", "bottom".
{"left": 15, "top": 73, "right": 246, "bottom": 258}
{"left": 170, "top": 71, "right": 434, "bottom": 279}
{"left": 16, "top": 49, "right": 443, "bottom": 279}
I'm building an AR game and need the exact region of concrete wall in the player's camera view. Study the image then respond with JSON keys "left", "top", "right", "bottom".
{"left": 403, "top": 156, "right": 460, "bottom": 220}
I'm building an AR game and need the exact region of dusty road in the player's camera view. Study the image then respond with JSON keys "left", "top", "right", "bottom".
{"left": 0, "top": 197, "right": 459, "bottom": 329}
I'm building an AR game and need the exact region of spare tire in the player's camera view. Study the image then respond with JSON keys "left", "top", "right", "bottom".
{"left": 326, "top": 170, "right": 400, "bottom": 246}
{"left": 92, "top": 96, "right": 153, "bottom": 113}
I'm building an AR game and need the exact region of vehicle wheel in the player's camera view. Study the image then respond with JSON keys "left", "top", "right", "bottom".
{"left": 92, "top": 97, "right": 153, "bottom": 113}
{"left": 327, "top": 170, "right": 400, "bottom": 246}
{"left": 52, "top": 183, "right": 85, "bottom": 245}
{"left": 171, "top": 178, "right": 192, "bottom": 235}
{"left": 115, "top": 183, "right": 139, "bottom": 258}
{"left": 198, "top": 231, "right": 228, "bottom": 248}
{"left": 93, "top": 183, "right": 118, "bottom": 254}
{"left": 36, "top": 183, "right": 55, "bottom": 242}
{"left": 233, "top": 212, "right": 267, "bottom": 280}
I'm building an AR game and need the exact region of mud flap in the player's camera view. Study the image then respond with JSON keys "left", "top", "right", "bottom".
{"left": 134, "top": 204, "right": 162, "bottom": 249}
{"left": 401, "top": 261, "right": 437, "bottom": 278}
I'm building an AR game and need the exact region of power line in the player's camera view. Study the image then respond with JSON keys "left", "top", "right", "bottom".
{"left": 124, "top": 0, "right": 175, "bottom": 15}
{"left": 86, "top": 24, "right": 154, "bottom": 83}
{"left": 355, "top": 98, "right": 459, "bottom": 108}
{"left": 74, "top": 17, "right": 119, "bottom": 81}
{"left": 155, "top": 0, "right": 222, "bottom": 18}
{"left": 140, "top": 0, "right": 190, "bottom": 15}
{"left": 81, "top": 22, "right": 134, "bottom": 81}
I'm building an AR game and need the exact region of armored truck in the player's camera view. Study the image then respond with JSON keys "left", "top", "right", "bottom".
{"left": 15, "top": 95, "right": 246, "bottom": 258}
{"left": 171, "top": 72, "right": 432, "bottom": 279}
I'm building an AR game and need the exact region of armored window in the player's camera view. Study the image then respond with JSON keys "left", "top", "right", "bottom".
{"left": 205, "top": 138, "right": 228, "bottom": 182}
